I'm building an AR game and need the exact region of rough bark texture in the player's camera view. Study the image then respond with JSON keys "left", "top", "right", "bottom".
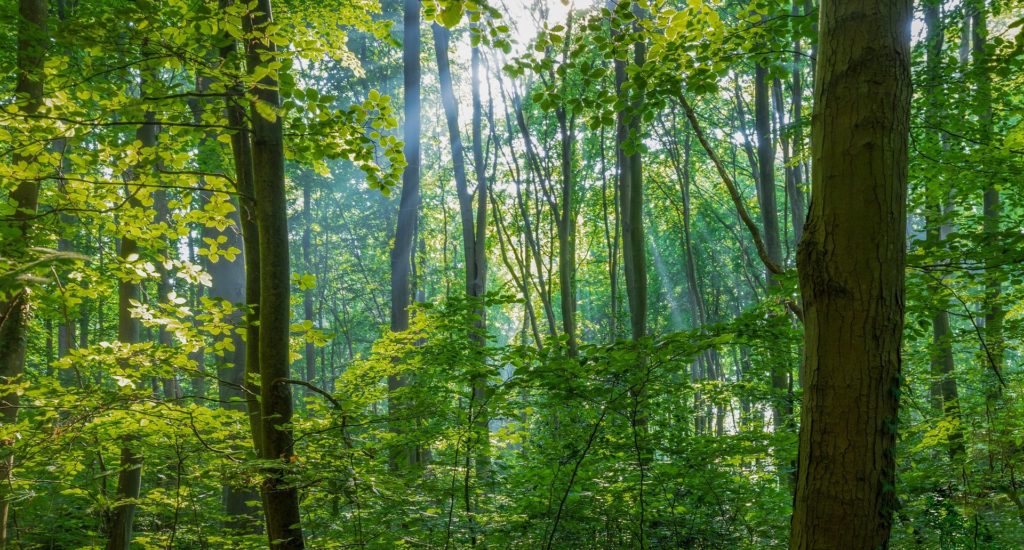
{"left": 246, "top": 0, "right": 304, "bottom": 545}
{"left": 789, "top": 0, "right": 911, "bottom": 548}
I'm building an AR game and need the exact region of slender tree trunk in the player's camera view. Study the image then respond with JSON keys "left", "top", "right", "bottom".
{"left": 616, "top": 63, "right": 646, "bottom": 345}
{"left": 218, "top": 0, "right": 263, "bottom": 463}
{"left": 772, "top": 77, "right": 805, "bottom": 246}
{"left": 468, "top": 34, "right": 490, "bottom": 486}
{"left": 556, "top": 104, "right": 578, "bottom": 356}
{"left": 302, "top": 176, "right": 316, "bottom": 395}
{"left": 501, "top": 80, "right": 559, "bottom": 339}
{"left": 0, "top": 1, "right": 46, "bottom": 545}
{"left": 789, "top": 0, "right": 808, "bottom": 240}
{"left": 434, "top": 20, "right": 491, "bottom": 515}
{"left": 388, "top": 0, "right": 422, "bottom": 470}
{"left": 245, "top": 0, "right": 304, "bottom": 544}
{"left": 973, "top": 2, "right": 1001, "bottom": 400}
{"left": 754, "top": 62, "right": 789, "bottom": 436}
{"left": 789, "top": 1, "right": 912, "bottom": 547}
{"left": 921, "top": 0, "right": 965, "bottom": 462}
{"left": 614, "top": 7, "right": 651, "bottom": 539}
{"left": 107, "top": 108, "right": 158, "bottom": 550}
{"left": 154, "top": 190, "right": 182, "bottom": 400}
{"left": 599, "top": 128, "right": 620, "bottom": 342}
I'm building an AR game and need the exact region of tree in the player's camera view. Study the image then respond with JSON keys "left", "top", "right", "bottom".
{"left": 106, "top": 91, "right": 158, "bottom": 550}
{"left": 245, "top": 0, "right": 304, "bottom": 544}
{"left": 0, "top": 0, "right": 47, "bottom": 545}
{"left": 433, "top": 20, "right": 490, "bottom": 487}
{"left": 388, "top": 0, "right": 423, "bottom": 470}
{"left": 217, "top": 0, "right": 263, "bottom": 459}
{"left": 790, "top": 0, "right": 912, "bottom": 547}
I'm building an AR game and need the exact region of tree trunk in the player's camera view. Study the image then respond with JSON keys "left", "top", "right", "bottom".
{"left": 0, "top": 1, "right": 46, "bottom": 544}
{"left": 434, "top": 19, "right": 491, "bottom": 512}
{"left": 107, "top": 109, "right": 157, "bottom": 550}
{"left": 922, "top": 0, "right": 964, "bottom": 461}
{"left": 302, "top": 176, "right": 316, "bottom": 396}
{"left": 974, "top": 2, "right": 1001, "bottom": 400}
{"left": 556, "top": 104, "right": 578, "bottom": 356}
{"left": 468, "top": 32, "right": 490, "bottom": 486}
{"left": 599, "top": 128, "right": 620, "bottom": 342}
{"left": 245, "top": 0, "right": 304, "bottom": 545}
{"left": 218, "top": 0, "right": 262, "bottom": 464}
{"left": 754, "top": 62, "right": 789, "bottom": 437}
{"left": 388, "top": 0, "right": 422, "bottom": 470}
{"left": 772, "top": 77, "right": 805, "bottom": 246}
{"left": 616, "top": 42, "right": 647, "bottom": 346}
{"left": 789, "top": 0, "right": 808, "bottom": 241}
{"left": 789, "top": 1, "right": 911, "bottom": 547}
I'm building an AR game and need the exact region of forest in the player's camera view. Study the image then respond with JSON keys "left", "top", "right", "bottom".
{"left": 0, "top": 0, "right": 1023, "bottom": 547}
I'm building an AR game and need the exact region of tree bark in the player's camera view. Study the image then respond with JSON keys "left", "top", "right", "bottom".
{"left": 754, "top": 62, "right": 790, "bottom": 438}
{"left": 922, "top": 0, "right": 964, "bottom": 461}
{"left": 302, "top": 175, "right": 316, "bottom": 396}
{"left": 245, "top": 0, "right": 304, "bottom": 545}
{"left": 107, "top": 107, "right": 158, "bottom": 550}
{"left": 789, "top": 0, "right": 911, "bottom": 547}
{"left": 217, "top": 0, "right": 263, "bottom": 461}
{"left": 615, "top": 26, "right": 647, "bottom": 345}
{"left": 0, "top": 1, "right": 46, "bottom": 544}
{"left": 388, "top": 0, "right": 423, "bottom": 470}
{"left": 433, "top": 20, "right": 491, "bottom": 492}
{"left": 973, "top": 2, "right": 1001, "bottom": 399}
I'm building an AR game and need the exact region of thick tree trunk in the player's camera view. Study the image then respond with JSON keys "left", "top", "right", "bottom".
{"left": 789, "top": 0, "right": 911, "bottom": 547}
{"left": 245, "top": 0, "right": 303, "bottom": 545}
{"left": 0, "top": 1, "right": 46, "bottom": 544}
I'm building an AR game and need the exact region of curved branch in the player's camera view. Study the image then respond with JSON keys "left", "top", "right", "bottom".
{"left": 677, "top": 94, "right": 785, "bottom": 276}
